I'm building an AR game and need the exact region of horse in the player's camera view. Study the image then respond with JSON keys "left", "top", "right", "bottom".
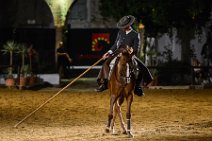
{"left": 105, "top": 44, "right": 136, "bottom": 138}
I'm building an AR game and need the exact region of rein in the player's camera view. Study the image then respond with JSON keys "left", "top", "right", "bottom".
{"left": 114, "top": 54, "right": 133, "bottom": 87}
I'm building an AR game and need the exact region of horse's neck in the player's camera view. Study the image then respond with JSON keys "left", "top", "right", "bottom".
{"left": 117, "top": 59, "right": 127, "bottom": 77}
{"left": 115, "top": 56, "right": 128, "bottom": 83}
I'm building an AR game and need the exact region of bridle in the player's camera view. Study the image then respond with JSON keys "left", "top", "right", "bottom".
{"left": 114, "top": 47, "right": 134, "bottom": 87}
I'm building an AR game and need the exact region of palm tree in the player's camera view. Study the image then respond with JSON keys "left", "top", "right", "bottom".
{"left": 17, "top": 43, "right": 29, "bottom": 89}
{"left": 1, "top": 40, "right": 18, "bottom": 88}
{"left": 1, "top": 40, "right": 18, "bottom": 78}
{"left": 17, "top": 43, "right": 28, "bottom": 77}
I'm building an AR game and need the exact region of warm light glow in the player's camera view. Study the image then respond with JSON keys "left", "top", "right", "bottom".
{"left": 45, "top": 0, "right": 74, "bottom": 26}
{"left": 139, "top": 23, "right": 145, "bottom": 29}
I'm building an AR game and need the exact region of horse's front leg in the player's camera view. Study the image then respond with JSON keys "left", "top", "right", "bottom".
{"left": 105, "top": 95, "right": 115, "bottom": 133}
{"left": 117, "top": 95, "right": 127, "bottom": 134}
{"left": 126, "top": 93, "right": 134, "bottom": 138}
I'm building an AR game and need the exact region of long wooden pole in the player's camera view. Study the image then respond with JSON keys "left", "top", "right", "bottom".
{"left": 14, "top": 57, "right": 103, "bottom": 128}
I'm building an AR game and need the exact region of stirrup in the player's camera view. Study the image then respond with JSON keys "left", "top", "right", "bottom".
{"left": 95, "top": 84, "right": 107, "bottom": 92}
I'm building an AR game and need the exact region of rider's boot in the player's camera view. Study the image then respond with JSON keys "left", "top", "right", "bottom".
{"left": 134, "top": 77, "right": 144, "bottom": 96}
{"left": 95, "top": 79, "right": 108, "bottom": 92}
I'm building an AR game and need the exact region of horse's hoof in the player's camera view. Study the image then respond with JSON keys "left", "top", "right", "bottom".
{"left": 105, "top": 127, "right": 110, "bottom": 133}
{"left": 127, "top": 132, "right": 134, "bottom": 138}
{"left": 122, "top": 130, "right": 127, "bottom": 134}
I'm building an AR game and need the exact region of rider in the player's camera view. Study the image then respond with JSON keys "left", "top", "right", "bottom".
{"left": 95, "top": 15, "right": 153, "bottom": 96}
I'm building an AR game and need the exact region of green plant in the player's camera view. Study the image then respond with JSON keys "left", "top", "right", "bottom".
{"left": 1, "top": 40, "right": 18, "bottom": 78}
{"left": 17, "top": 43, "right": 28, "bottom": 76}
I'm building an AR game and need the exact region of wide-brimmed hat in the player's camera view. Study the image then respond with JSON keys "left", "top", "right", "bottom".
{"left": 117, "top": 15, "right": 135, "bottom": 28}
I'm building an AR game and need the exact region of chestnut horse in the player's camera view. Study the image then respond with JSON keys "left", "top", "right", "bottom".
{"left": 105, "top": 45, "right": 136, "bottom": 138}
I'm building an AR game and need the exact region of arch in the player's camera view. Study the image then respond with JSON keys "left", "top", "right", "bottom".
{"left": 0, "top": 0, "right": 54, "bottom": 28}
{"left": 64, "top": 0, "right": 87, "bottom": 28}
{"left": 0, "top": 0, "right": 56, "bottom": 74}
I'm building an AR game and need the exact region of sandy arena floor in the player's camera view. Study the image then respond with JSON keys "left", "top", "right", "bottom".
{"left": 0, "top": 86, "right": 212, "bottom": 141}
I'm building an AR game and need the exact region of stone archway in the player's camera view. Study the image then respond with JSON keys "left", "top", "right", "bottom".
{"left": 0, "top": 0, "right": 76, "bottom": 68}
{"left": 0, "top": 0, "right": 54, "bottom": 28}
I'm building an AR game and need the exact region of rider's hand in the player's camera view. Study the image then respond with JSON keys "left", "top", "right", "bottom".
{"left": 102, "top": 52, "right": 110, "bottom": 60}
{"left": 127, "top": 47, "right": 134, "bottom": 54}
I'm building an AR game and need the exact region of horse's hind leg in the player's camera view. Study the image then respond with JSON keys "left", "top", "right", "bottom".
{"left": 126, "top": 93, "right": 134, "bottom": 138}
{"left": 111, "top": 102, "right": 118, "bottom": 134}
{"left": 106, "top": 95, "right": 116, "bottom": 133}
{"left": 111, "top": 99, "right": 127, "bottom": 135}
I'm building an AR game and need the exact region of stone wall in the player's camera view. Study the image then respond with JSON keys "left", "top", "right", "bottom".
{"left": 68, "top": 0, "right": 116, "bottom": 28}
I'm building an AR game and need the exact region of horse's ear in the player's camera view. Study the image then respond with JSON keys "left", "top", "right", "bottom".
{"left": 127, "top": 47, "right": 134, "bottom": 54}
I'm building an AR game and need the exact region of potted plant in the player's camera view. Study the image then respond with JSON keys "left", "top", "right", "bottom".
{"left": 1, "top": 40, "right": 18, "bottom": 88}
{"left": 17, "top": 43, "right": 29, "bottom": 89}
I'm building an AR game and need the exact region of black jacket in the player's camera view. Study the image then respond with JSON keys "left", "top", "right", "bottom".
{"left": 110, "top": 29, "right": 153, "bottom": 84}
{"left": 110, "top": 29, "right": 140, "bottom": 55}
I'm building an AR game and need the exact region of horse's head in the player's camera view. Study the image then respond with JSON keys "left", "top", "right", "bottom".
{"left": 116, "top": 45, "right": 135, "bottom": 83}
{"left": 118, "top": 45, "right": 133, "bottom": 61}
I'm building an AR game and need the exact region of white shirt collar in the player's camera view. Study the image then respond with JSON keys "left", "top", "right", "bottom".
{"left": 126, "top": 27, "right": 132, "bottom": 34}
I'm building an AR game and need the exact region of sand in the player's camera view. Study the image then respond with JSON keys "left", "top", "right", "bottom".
{"left": 0, "top": 87, "right": 211, "bottom": 141}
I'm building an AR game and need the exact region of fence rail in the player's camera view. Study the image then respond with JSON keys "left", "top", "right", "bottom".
{"left": 63, "top": 65, "right": 212, "bottom": 86}
{"left": 1, "top": 65, "right": 212, "bottom": 86}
